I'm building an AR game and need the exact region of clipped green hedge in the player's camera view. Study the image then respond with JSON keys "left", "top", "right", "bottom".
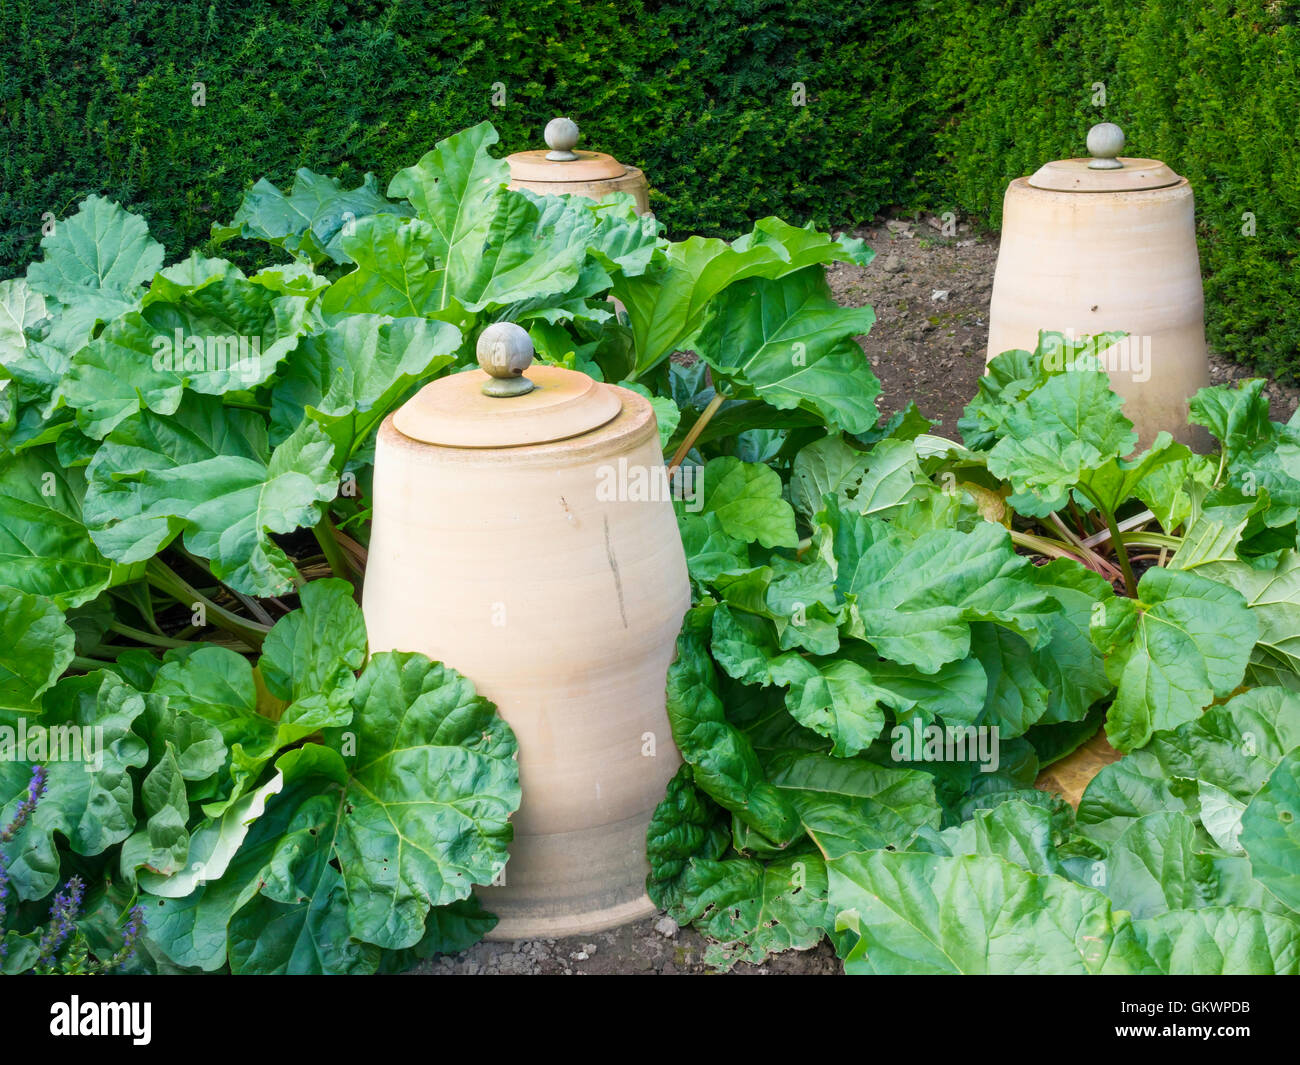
{"left": 929, "top": 0, "right": 1300, "bottom": 377}
{"left": 3, "top": 0, "right": 1297, "bottom": 373}
{"left": 0, "top": 0, "right": 930, "bottom": 264}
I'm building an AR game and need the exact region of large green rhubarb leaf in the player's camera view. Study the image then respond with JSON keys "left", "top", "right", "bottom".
{"left": 1076, "top": 687, "right": 1300, "bottom": 845}
{"left": 714, "top": 556, "right": 843, "bottom": 655}
{"left": 1076, "top": 433, "right": 1191, "bottom": 518}
{"left": 0, "top": 586, "right": 76, "bottom": 714}
{"left": 666, "top": 603, "right": 802, "bottom": 846}
{"left": 646, "top": 765, "right": 731, "bottom": 914}
{"left": 270, "top": 313, "right": 460, "bottom": 455}
{"left": 0, "top": 672, "right": 148, "bottom": 900}
{"left": 927, "top": 799, "right": 1065, "bottom": 876}
{"left": 7, "top": 199, "right": 165, "bottom": 434}
{"left": 84, "top": 394, "right": 338, "bottom": 596}
{"left": 448, "top": 191, "right": 590, "bottom": 311}
{"left": 959, "top": 332, "right": 1126, "bottom": 451}
{"left": 0, "top": 447, "right": 121, "bottom": 607}
{"left": 829, "top": 850, "right": 1156, "bottom": 974}
{"left": 1240, "top": 747, "right": 1300, "bottom": 912}
{"left": 615, "top": 220, "right": 870, "bottom": 378}
{"left": 697, "top": 267, "right": 880, "bottom": 434}
{"left": 0, "top": 278, "right": 60, "bottom": 414}
{"left": 214, "top": 168, "right": 412, "bottom": 265}
{"left": 1189, "top": 378, "right": 1274, "bottom": 465}
{"left": 319, "top": 214, "right": 443, "bottom": 318}
{"left": 258, "top": 577, "right": 367, "bottom": 716}
{"left": 698, "top": 456, "right": 798, "bottom": 549}
{"left": 986, "top": 360, "right": 1137, "bottom": 513}
{"left": 766, "top": 750, "right": 940, "bottom": 858}
{"left": 146, "top": 652, "right": 520, "bottom": 971}
{"left": 664, "top": 848, "right": 830, "bottom": 970}
{"left": 64, "top": 275, "right": 311, "bottom": 438}
{"left": 791, "top": 435, "right": 933, "bottom": 523}
{"left": 832, "top": 512, "right": 1053, "bottom": 673}
{"left": 1101, "top": 811, "right": 1217, "bottom": 918}
{"left": 769, "top": 655, "right": 896, "bottom": 754}
{"left": 26, "top": 194, "right": 163, "bottom": 310}
{"left": 0, "top": 278, "right": 46, "bottom": 363}
{"left": 150, "top": 584, "right": 364, "bottom": 813}
{"left": 1090, "top": 566, "right": 1257, "bottom": 751}
{"left": 1197, "top": 548, "right": 1300, "bottom": 690}
{"left": 1132, "top": 907, "right": 1300, "bottom": 975}
{"left": 387, "top": 121, "right": 508, "bottom": 305}
{"left": 1024, "top": 559, "right": 1114, "bottom": 725}
{"left": 325, "top": 652, "right": 520, "bottom": 946}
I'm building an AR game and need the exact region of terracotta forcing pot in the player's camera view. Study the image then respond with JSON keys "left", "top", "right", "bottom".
{"left": 362, "top": 323, "right": 689, "bottom": 938}
{"left": 986, "top": 123, "right": 1211, "bottom": 449}
{"left": 506, "top": 117, "right": 651, "bottom": 214}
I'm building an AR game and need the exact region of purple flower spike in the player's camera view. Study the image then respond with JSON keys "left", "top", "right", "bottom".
{"left": 110, "top": 904, "right": 147, "bottom": 971}
{"left": 1, "top": 765, "right": 48, "bottom": 844}
{"left": 35, "top": 875, "right": 85, "bottom": 967}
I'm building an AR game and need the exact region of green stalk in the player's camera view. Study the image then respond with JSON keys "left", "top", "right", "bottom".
{"left": 1067, "top": 497, "right": 1094, "bottom": 536}
{"left": 107, "top": 621, "right": 194, "bottom": 649}
{"left": 1119, "top": 530, "right": 1183, "bottom": 551}
{"left": 1077, "top": 487, "right": 1139, "bottom": 597}
{"left": 71, "top": 655, "right": 114, "bottom": 672}
{"left": 1048, "top": 512, "right": 1112, "bottom": 572}
{"left": 668, "top": 390, "right": 727, "bottom": 474}
{"left": 1007, "top": 529, "right": 1084, "bottom": 562}
{"left": 146, "top": 558, "right": 269, "bottom": 649}
{"left": 313, "top": 516, "right": 351, "bottom": 581}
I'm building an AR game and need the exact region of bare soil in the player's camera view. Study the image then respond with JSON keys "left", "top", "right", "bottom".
{"left": 414, "top": 214, "right": 1297, "bottom": 977}
{"left": 832, "top": 214, "right": 1300, "bottom": 437}
{"left": 409, "top": 915, "right": 841, "bottom": 976}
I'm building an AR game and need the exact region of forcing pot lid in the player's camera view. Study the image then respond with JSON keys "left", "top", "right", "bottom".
{"left": 505, "top": 117, "right": 628, "bottom": 183}
{"left": 1027, "top": 123, "right": 1182, "bottom": 192}
{"left": 392, "top": 323, "right": 622, "bottom": 448}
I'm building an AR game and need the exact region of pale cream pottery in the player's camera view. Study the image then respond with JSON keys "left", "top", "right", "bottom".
{"left": 506, "top": 117, "right": 651, "bottom": 214}
{"left": 363, "top": 362, "right": 688, "bottom": 939}
{"left": 987, "top": 149, "right": 1212, "bottom": 450}
{"left": 508, "top": 151, "right": 651, "bottom": 213}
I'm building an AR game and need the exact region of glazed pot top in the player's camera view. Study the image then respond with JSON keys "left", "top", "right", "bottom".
{"left": 393, "top": 364, "right": 623, "bottom": 448}
{"left": 506, "top": 117, "right": 630, "bottom": 184}
{"left": 1025, "top": 122, "right": 1183, "bottom": 192}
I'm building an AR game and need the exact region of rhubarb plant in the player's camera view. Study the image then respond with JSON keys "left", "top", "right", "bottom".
{"left": 0, "top": 121, "right": 887, "bottom": 972}
{"left": 648, "top": 335, "right": 1300, "bottom": 973}
{"left": 2, "top": 117, "right": 1297, "bottom": 975}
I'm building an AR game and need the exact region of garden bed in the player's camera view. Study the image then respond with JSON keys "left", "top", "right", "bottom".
{"left": 829, "top": 218, "right": 1300, "bottom": 438}
{"left": 5, "top": 126, "right": 1298, "bottom": 976}
{"left": 414, "top": 218, "right": 1300, "bottom": 975}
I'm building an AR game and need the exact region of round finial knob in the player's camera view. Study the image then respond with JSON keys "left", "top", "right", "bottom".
{"left": 1087, "top": 122, "right": 1125, "bottom": 169}
{"left": 477, "top": 322, "right": 535, "bottom": 397}
{"left": 544, "top": 117, "right": 580, "bottom": 161}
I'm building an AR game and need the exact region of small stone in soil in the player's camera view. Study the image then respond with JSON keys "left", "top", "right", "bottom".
{"left": 655, "top": 916, "right": 680, "bottom": 938}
